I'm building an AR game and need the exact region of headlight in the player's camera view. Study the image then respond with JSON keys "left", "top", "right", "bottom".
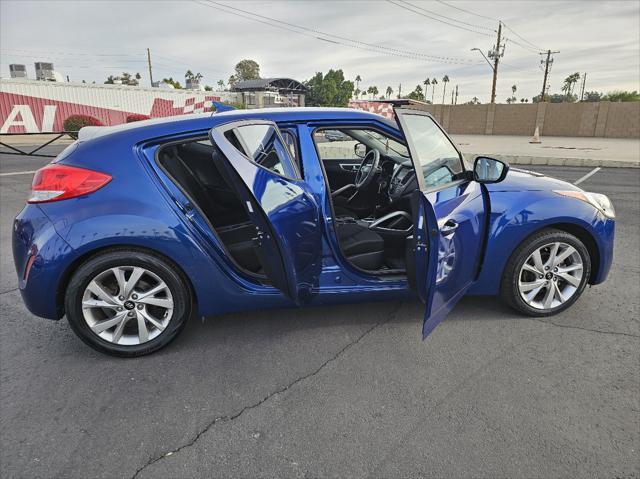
{"left": 554, "top": 190, "right": 615, "bottom": 219}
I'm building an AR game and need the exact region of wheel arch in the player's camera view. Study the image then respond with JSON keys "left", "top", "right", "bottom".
{"left": 497, "top": 222, "right": 599, "bottom": 288}
{"left": 56, "top": 244, "right": 197, "bottom": 319}
{"left": 546, "top": 222, "right": 599, "bottom": 284}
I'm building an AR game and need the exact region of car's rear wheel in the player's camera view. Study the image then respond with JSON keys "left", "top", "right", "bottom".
{"left": 65, "top": 250, "right": 191, "bottom": 357}
{"left": 501, "top": 228, "right": 591, "bottom": 317}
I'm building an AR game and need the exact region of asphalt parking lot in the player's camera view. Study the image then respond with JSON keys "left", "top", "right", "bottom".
{"left": 1, "top": 145, "right": 639, "bottom": 478}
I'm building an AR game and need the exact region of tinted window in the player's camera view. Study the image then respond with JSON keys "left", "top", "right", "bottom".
{"left": 225, "top": 124, "right": 299, "bottom": 178}
{"left": 400, "top": 114, "right": 462, "bottom": 189}
{"left": 281, "top": 130, "right": 298, "bottom": 162}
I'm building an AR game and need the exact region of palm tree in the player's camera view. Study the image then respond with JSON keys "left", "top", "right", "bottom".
{"left": 424, "top": 78, "right": 430, "bottom": 99}
{"left": 441, "top": 75, "right": 450, "bottom": 104}
{"left": 354, "top": 88, "right": 360, "bottom": 100}
{"left": 217, "top": 79, "right": 225, "bottom": 90}
{"left": 386, "top": 86, "right": 393, "bottom": 98}
{"left": 511, "top": 84, "right": 517, "bottom": 101}
{"left": 371, "top": 86, "right": 379, "bottom": 99}
{"left": 562, "top": 72, "right": 580, "bottom": 101}
{"left": 431, "top": 78, "right": 438, "bottom": 103}
{"left": 355, "top": 75, "right": 362, "bottom": 91}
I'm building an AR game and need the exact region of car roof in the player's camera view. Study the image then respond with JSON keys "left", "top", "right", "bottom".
{"left": 78, "top": 107, "right": 398, "bottom": 143}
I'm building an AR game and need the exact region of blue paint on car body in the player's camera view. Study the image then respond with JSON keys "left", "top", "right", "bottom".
{"left": 12, "top": 107, "right": 614, "bottom": 344}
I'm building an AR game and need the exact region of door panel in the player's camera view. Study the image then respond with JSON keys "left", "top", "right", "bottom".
{"left": 322, "top": 159, "right": 360, "bottom": 190}
{"left": 423, "top": 181, "right": 485, "bottom": 335}
{"left": 209, "top": 120, "right": 322, "bottom": 303}
{"left": 411, "top": 191, "right": 439, "bottom": 325}
{"left": 395, "top": 108, "right": 487, "bottom": 337}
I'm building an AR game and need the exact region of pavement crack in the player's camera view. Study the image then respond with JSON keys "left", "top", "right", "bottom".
{"left": 130, "top": 301, "right": 403, "bottom": 479}
{"left": 0, "top": 287, "right": 18, "bottom": 295}
{"left": 530, "top": 318, "right": 640, "bottom": 339}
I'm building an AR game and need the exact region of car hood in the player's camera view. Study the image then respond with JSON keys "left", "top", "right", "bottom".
{"left": 485, "top": 167, "right": 581, "bottom": 192}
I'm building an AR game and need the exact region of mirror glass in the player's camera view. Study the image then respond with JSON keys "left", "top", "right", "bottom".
{"left": 474, "top": 156, "right": 506, "bottom": 183}
{"left": 354, "top": 143, "right": 367, "bottom": 158}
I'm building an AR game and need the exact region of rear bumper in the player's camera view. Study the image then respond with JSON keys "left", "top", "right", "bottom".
{"left": 12, "top": 205, "right": 74, "bottom": 320}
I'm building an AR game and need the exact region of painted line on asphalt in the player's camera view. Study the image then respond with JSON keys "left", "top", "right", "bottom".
{"left": 574, "top": 167, "right": 601, "bottom": 185}
{"left": 0, "top": 170, "right": 36, "bottom": 177}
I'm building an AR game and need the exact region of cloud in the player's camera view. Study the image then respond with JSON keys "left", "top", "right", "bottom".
{"left": 1, "top": 0, "right": 638, "bottom": 102}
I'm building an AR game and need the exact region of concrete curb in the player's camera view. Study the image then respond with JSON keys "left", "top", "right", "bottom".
{"left": 465, "top": 153, "right": 640, "bottom": 168}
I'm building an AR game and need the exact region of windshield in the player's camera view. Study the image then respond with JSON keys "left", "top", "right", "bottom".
{"left": 348, "top": 129, "right": 409, "bottom": 159}
{"left": 398, "top": 113, "right": 463, "bottom": 188}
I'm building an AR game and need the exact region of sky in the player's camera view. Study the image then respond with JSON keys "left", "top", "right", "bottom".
{"left": 1, "top": 0, "right": 639, "bottom": 103}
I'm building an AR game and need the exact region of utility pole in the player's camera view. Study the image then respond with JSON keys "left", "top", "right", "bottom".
{"left": 539, "top": 49, "right": 560, "bottom": 102}
{"left": 579, "top": 72, "right": 587, "bottom": 101}
{"left": 147, "top": 48, "right": 154, "bottom": 87}
{"left": 454, "top": 84, "right": 459, "bottom": 105}
{"left": 398, "top": 83, "right": 402, "bottom": 99}
{"left": 488, "top": 22, "right": 504, "bottom": 104}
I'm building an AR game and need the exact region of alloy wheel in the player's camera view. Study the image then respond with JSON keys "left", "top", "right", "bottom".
{"left": 517, "top": 241, "right": 584, "bottom": 310}
{"left": 81, "top": 266, "right": 174, "bottom": 345}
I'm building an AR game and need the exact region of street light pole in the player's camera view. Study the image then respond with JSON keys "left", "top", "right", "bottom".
{"left": 472, "top": 22, "right": 504, "bottom": 104}
{"left": 471, "top": 46, "right": 496, "bottom": 103}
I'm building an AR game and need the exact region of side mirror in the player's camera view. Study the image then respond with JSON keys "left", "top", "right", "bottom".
{"left": 473, "top": 156, "right": 509, "bottom": 183}
{"left": 354, "top": 143, "right": 367, "bottom": 158}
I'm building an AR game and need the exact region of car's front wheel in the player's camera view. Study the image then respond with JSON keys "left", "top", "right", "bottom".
{"left": 501, "top": 228, "right": 591, "bottom": 316}
{"left": 65, "top": 250, "right": 191, "bottom": 357}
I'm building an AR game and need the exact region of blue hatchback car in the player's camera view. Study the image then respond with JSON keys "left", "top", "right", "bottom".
{"left": 13, "top": 107, "right": 615, "bottom": 356}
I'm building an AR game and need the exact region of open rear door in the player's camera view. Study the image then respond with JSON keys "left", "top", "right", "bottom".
{"left": 209, "top": 119, "right": 322, "bottom": 304}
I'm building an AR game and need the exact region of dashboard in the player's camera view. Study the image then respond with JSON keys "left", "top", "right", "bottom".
{"left": 388, "top": 164, "right": 417, "bottom": 202}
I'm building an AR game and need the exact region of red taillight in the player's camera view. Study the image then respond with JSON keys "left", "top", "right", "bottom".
{"left": 28, "top": 164, "right": 111, "bottom": 203}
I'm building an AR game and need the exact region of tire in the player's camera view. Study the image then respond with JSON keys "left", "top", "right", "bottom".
{"left": 65, "top": 250, "right": 192, "bottom": 357}
{"left": 500, "top": 228, "right": 591, "bottom": 317}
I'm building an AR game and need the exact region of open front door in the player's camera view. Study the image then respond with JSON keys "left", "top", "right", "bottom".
{"left": 396, "top": 108, "right": 488, "bottom": 338}
{"left": 209, "top": 119, "right": 322, "bottom": 304}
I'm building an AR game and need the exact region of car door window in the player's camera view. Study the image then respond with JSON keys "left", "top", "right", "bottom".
{"left": 224, "top": 124, "right": 299, "bottom": 179}
{"left": 313, "top": 128, "right": 408, "bottom": 161}
{"left": 399, "top": 114, "right": 463, "bottom": 189}
{"left": 313, "top": 129, "right": 360, "bottom": 160}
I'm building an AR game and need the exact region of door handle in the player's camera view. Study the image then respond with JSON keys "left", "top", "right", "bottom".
{"left": 441, "top": 220, "right": 459, "bottom": 236}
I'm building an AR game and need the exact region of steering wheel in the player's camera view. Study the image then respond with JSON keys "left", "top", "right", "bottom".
{"left": 354, "top": 149, "right": 380, "bottom": 189}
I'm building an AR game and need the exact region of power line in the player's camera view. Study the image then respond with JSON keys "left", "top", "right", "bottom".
{"left": 387, "top": 0, "right": 494, "bottom": 37}
{"left": 203, "top": 0, "right": 478, "bottom": 63}
{"left": 503, "top": 36, "right": 542, "bottom": 55}
{"left": 502, "top": 22, "right": 544, "bottom": 51}
{"left": 434, "top": 0, "right": 498, "bottom": 22}
{"left": 395, "top": 0, "right": 495, "bottom": 32}
{"left": 434, "top": 1, "right": 545, "bottom": 53}
{"left": 193, "top": 0, "right": 478, "bottom": 65}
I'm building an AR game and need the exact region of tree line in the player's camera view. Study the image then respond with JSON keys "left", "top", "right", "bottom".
{"left": 103, "top": 60, "right": 639, "bottom": 105}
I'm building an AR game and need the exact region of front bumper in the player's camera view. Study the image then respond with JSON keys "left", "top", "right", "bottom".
{"left": 590, "top": 216, "right": 615, "bottom": 285}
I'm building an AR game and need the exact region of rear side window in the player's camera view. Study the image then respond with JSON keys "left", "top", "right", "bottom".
{"left": 224, "top": 124, "right": 299, "bottom": 179}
